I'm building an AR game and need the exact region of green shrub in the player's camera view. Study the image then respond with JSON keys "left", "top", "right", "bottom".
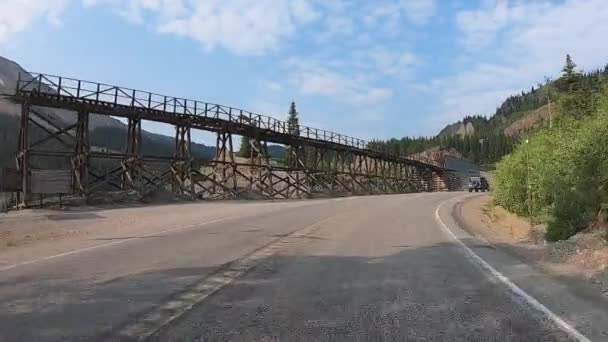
{"left": 494, "top": 94, "right": 608, "bottom": 241}
{"left": 546, "top": 188, "right": 597, "bottom": 241}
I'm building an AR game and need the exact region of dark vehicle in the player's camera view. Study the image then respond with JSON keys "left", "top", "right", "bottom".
{"left": 468, "top": 176, "right": 489, "bottom": 192}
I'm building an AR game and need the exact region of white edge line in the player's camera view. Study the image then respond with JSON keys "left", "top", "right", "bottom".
{"left": 0, "top": 217, "right": 232, "bottom": 272}
{"left": 434, "top": 197, "right": 591, "bottom": 342}
{"left": 0, "top": 196, "right": 366, "bottom": 273}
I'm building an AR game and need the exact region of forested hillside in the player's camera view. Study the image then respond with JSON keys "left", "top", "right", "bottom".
{"left": 371, "top": 58, "right": 608, "bottom": 165}
{"left": 368, "top": 129, "right": 516, "bottom": 165}
{"left": 494, "top": 55, "right": 608, "bottom": 241}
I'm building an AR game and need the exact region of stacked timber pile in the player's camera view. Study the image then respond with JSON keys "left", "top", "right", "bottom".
{"left": 431, "top": 173, "right": 448, "bottom": 192}
{"left": 431, "top": 172, "right": 461, "bottom": 192}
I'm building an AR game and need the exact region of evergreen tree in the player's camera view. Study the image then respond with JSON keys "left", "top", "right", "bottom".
{"left": 562, "top": 54, "right": 576, "bottom": 76}
{"left": 237, "top": 136, "right": 251, "bottom": 158}
{"left": 556, "top": 54, "right": 583, "bottom": 93}
{"left": 287, "top": 101, "right": 300, "bottom": 136}
{"left": 555, "top": 54, "right": 595, "bottom": 119}
{"left": 285, "top": 101, "right": 302, "bottom": 166}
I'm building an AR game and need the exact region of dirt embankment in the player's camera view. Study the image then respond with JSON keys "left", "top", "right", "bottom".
{"left": 504, "top": 104, "right": 554, "bottom": 137}
{"left": 457, "top": 194, "right": 608, "bottom": 297}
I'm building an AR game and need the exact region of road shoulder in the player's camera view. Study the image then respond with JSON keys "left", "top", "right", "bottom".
{"left": 0, "top": 199, "right": 325, "bottom": 269}
{"left": 454, "top": 194, "right": 608, "bottom": 298}
{"left": 443, "top": 194, "right": 608, "bottom": 340}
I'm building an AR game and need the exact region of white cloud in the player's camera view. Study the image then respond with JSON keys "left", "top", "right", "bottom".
{"left": 253, "top": 46, "right": 416, "bottom": 120}
{"left": 399, "top": 0, "right": 437, "bottom": 25}
{"left": 314, "top": 0, "right": 351, "bottom": 14}
{"left": 431, "top": 0, "right": 608, "bottom": 131}
{"left": 83, "top": 0, "right": 187, "bottom": 24}
{"left": 161, "top": 1, "right": 295, "bottom": 55}
{"left": 257, "top": 44, "right": 417, "bottom": 114}
{"left": 362, "top": 2, "right": 403, "bottom": 35}
{"left": 86, "top": 0, "right": 323, "bottom": 55}
{"left": 456, "top": 0, "right": 549, "bottom": 50}
{"left": 0, "top": 0, "right": 69, "bottom": 42}
{"left": 326, "top": 16, "right": 354, "bottom": 36}
{"left": 362, "top": 0, "right": 436, "bottom": 34}
{"left": 285, "top": 57, "right": 393, "bottom": 106}
{"left": 249, "top": 79, "right": 288, "bottom": 119}
{"left": 290, "top": 0, "right": 321, "bottom": 24}
{"left": 86, "top": 0, "right": 436, "bottom": 55}
{"left": 368, "top": 48, "right": 417, "bottom": 78}
{"left": 0, "top": 0, "right": 435, "bottom": 53}
{"left": 363, "top": 2, "right": 399, "bottom": 27}
{"left": 314, "top": 15, "right": 354, "bottom": 43}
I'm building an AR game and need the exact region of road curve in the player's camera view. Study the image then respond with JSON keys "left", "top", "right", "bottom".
{"left": 0, "top": 193, "right": 599, "bottom": 341}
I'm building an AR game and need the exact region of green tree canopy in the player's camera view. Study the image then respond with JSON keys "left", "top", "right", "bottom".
{"left": 555, "top": 54, "right": 596, "bottom": 119}
{"left": 287, "top": 101, "right": 300, "bottom": 136}
{"left": 237, "top": 136, "right": 251, "bottom": 158}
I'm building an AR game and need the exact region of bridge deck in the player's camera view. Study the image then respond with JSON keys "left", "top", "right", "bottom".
{"left": 14, "top": 73, "right": 445, "bottom": 172}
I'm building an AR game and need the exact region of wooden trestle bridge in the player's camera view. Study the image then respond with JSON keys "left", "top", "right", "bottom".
{"left": 10, "top": 73, "right": 460, "bottom": 206}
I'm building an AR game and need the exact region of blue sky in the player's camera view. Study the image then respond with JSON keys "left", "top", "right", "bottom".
{"left": 1, "top": 0, "right": 608, "bottom": 145}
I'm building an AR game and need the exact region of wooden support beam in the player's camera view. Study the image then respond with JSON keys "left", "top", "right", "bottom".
{"left": 9, "top": 74, "right": 458, "bottom": 208}
{"left": 17, "top": 101, "right": 30, "bottom": 207}
{"left": 72, "top": 111, "right": 89, "bottom": 200}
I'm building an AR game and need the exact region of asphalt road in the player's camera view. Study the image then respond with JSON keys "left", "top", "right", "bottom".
{"left": 0, "top": 193, "right": 601, "bottom": 341}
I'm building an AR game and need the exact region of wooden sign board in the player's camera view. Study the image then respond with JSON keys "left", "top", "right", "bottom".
{"left": 30, "top": 169, "right": 71, "bottom": 194}
{"left": 0, "top": 168, "right": 21, "bottom": 192}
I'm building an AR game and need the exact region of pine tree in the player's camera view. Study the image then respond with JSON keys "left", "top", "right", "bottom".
{"left": 562, "top": 54, "right": 576, "bottom": 76}
{"left": 287, "top": 101, "right": 300, "bottom": 136}
{"left": 237, "top": 136, "right": 251, "bottom": 158}
{"left": 556, "top": 54, "right": 582, "bottom": 93}
{"left": 285, "top": 101, "right": 301, "bottom": 166}
{"left": 556, "top": 54, "right": 594, "bottom": 119}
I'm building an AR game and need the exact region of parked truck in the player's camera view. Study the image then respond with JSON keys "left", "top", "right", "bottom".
{"left": 468, "top": 176, "right": 489, "bottom": 192}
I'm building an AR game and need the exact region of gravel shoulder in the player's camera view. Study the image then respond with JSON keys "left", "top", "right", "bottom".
{"left": 0, "top": 199, "right": 322, "bottom": 267}
{"left": 455, "top": 194, "right": 608, "bottom": 298}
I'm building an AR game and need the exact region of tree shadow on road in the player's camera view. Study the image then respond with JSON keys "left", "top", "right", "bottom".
{"left": 0, "top": 239, "right": 580, "bottom": 342}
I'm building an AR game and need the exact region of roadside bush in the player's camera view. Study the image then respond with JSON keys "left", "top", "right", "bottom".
{"left": 494, "top": 93, "right": 608, "bottom": 241}
{"left": 547, "top": 188, "right": 598, "bottom": 241}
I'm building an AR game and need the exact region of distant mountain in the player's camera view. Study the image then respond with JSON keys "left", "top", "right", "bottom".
{"left": 438, "top": 121, "right": 475, "bottom": 139}
{"left": 436, "top": 84, "right": 552, "bottom": 141}
{"left": 433, "top": 86, "right": 558, "bottom": 142}
{"left": 0, "top": 56, "right": 125, "bottom": 130}
{"left": 373, "top": 62, "right": 608, "bottom": 166}
{"left": 267, "top": 144, "right": 287, "bottom": 160}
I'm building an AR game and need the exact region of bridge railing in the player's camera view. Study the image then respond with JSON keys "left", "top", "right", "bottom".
{"left": 16, "top": 73, "right": 443, "bottom": 168}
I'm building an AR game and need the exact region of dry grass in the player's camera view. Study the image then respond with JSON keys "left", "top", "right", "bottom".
{"left": 463, "top": 195, "right": 608, "bottom": 297}
{"left": 504, "top": 104, "right": 554, "bottom": 137}
{"left": 482, "top": 202, "right": 545, "bottom": 243}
